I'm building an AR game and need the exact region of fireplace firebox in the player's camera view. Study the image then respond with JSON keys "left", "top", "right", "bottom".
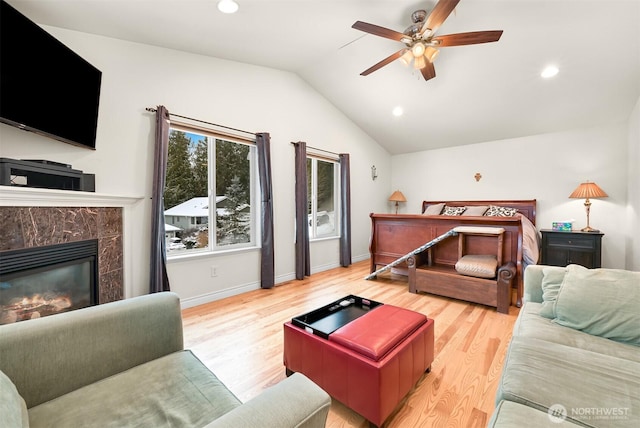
{"left": 0, "top": 240, "right": 98, "bottom": 325}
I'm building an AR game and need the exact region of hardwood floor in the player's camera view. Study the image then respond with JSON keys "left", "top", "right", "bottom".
{"left": 182, "top": 260, "right": 519, "bottom": 428}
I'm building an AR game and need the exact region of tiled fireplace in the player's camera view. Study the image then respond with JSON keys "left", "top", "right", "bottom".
{"left": 0, "top": 206, "right": 124, "bottom": 316}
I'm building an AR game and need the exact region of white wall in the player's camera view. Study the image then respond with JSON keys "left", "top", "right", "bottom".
{"left": 627, "top": 96, "right": 640, "bottom": 270}
{"left": 0, "top": 27, "right": 391, "bottom": 305}
{"left": 391, "top": 123, "right": 630, "bottom": 269}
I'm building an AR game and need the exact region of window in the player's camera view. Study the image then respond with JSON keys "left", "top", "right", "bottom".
{"left": 164, "top": 126, "right": 256, "bottom": 255}
{"left": 307, "top": 156, "right": 340, "bottom": 239}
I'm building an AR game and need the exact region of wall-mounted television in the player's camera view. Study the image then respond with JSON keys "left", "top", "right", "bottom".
{"left": 0, "top": 0, "right": 102, "bottom": 150}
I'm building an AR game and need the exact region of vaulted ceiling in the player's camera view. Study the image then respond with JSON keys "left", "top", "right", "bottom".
{"left": 7, "top": 0, "right": 640, "bottom": 154}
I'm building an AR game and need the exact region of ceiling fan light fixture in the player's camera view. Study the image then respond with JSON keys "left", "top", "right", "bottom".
{"left": 400, "top": 50, "right": 414, "bottom": 66}
{"left": 425, "top": 47, "right": 440, "bottom": 62}
{"left": 217, "top": 0, "right": 239, "bottom": 14}
{"left": 412, "top": 42, "right": 426, "bottom": 57}
{"left": 413, "top": 55, "right": 426, "bottom": 69}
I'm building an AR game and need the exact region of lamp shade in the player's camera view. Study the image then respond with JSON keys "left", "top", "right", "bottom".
{"left": 389, "top": 190, "right": 407, "bottom": 202}
{"left": 569, "top": 181, "right": 608, "bottom": 199}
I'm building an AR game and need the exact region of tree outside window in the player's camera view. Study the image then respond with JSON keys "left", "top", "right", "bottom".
{"left": 164, "top": 128, "right": 255, "bottom": 255}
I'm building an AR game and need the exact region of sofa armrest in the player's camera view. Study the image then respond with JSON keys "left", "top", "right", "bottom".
{"left": 204, "top": 373, "right": 331, "bottom": 428}
{"left": 0, "top": 292, "right": 183, "bottom": 408}
{"left": 523, "top": 265, "right": 545, "bottom": 303}
{"left": 524, "top": 264, "right": 566, "bottom": 303}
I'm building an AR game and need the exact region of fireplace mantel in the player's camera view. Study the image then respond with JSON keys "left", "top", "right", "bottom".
{"left": 0, "top": 185, "right": 144, "bottom": 207}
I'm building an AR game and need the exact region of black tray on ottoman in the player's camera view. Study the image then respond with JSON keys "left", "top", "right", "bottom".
{"left": 291, "top": 295, "right": 383, "bottom": 339}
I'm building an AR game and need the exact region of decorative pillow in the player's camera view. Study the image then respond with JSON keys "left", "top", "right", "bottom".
{"left": 461, "top": 205, "right": 489, "bottom": 216}
{"left": 484, "top": 205, "right": 518, "bottom": 217}
{"left": 538, "top": 267, "right": 567, "bottom": 319}
{"left": 0, "top": 370, "right": 29, "bottom": 428}
{"left": 423, "top": 202, "right": 445, "bottom": 215}
{"left": 552, "top": 264, "right": 640, "bottom": 345}
{"left": 441, "top": 205, "right": 466, "bottom": 216}
{"left": 455, "top": 255, "right": 498, "bottom": 279}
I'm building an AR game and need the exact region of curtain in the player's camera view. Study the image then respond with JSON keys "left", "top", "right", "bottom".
{"left": 339, "top": 153, "right": 352, "bottom": 267}
{"left": 256, "top": 132, "right": 275, "bottom": 289}
{"left": 150, "top": 106, "right": 171, "bottom": 293}
{"left": 294, "top": 141, "right": 310, "bottom": 279}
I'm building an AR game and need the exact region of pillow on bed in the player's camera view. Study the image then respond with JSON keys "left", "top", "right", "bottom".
{"left": 442, "top": 205, "right": 467, "bottom": 216}
{"left": 484, "top": 205, "right": 518, "bottom": 217}
{"left": 461, "top": 205, "right": 489, "bottom": 216}
{"left": 423, "top": 203, "right": 445, "bottom": 215}
{"left": 516, "top": 213, "right": 540, "bottom": 265}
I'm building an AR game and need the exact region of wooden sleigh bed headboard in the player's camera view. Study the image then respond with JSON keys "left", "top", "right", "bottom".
{"left": 369, "top": 199, "right": 537, "bottom": 308}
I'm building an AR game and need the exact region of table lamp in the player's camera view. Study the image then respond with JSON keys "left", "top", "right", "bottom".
{"left": 389, "top": 190, "right": 406, "bottom": 214}
{"left": 569, "top": 181, "right": 608, "bottom": 232}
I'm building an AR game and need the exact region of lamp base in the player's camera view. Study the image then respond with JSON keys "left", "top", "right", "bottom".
{"left": 580, "top": 226, "right": 600, "bottom": 233}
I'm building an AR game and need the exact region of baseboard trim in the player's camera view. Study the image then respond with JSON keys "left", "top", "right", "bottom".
{"left": 179, "top": 281, "right": 260, "bottom": 309}
{"left": 179, "top": 254, "right": 371, "bottom": 308}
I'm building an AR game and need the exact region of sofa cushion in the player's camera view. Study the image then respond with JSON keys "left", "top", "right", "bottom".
{"left": 28, "top": 350, "right": 241, "bottom": 428}
{"left": 0, "top": 370, "right": 29, "bottom": 428}
{"left": 488, "top": 400, "right": 583, "bottom": 427}
{"left": 538, "top": 266, "right": 566, "bottom": 318}
{"left": 497, "top": 336, "right": 640, "bottom": 428}
{"left": 552, "top": 265, "right": 640, "bottom": 345}
{"left": 513, "top": 302, "right": 640, "bottom": 364}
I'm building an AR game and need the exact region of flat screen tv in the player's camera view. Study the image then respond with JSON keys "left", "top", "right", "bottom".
{"left": 0, "top": 1, "right": 102, "bottom": 150}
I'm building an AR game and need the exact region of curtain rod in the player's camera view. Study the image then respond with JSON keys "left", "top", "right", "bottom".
{"left": 145, "top": 107, "right": 255, "bottom": 137}
{"left": 290, "top": 142, "right": 341, "bottom": 157}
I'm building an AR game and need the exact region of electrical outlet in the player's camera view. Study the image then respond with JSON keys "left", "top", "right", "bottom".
{"left": 210, "top": 266, "right": 218, "bottom": 277}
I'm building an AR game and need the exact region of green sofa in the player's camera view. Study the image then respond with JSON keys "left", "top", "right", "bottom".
{"left": 489, "top": 264, "right": 640, "bottom": 427}
{"left": 0, "top": 292, "right": 331, "bottom": 428}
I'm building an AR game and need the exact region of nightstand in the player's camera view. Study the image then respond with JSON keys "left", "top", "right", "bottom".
{"left": 540, "top": 229, "right": 603, "bottom": 268}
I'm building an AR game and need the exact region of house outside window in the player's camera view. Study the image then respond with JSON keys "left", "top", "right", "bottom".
{"left": 307, "top": 156, "right": 340, "bottom": 239}
{"left": 164, "top": 126, "right": 256, "bottom": 255}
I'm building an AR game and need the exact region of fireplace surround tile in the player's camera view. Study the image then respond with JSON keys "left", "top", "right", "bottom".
{"left": 0, "top": 207, "right": 123, "bottom": 304}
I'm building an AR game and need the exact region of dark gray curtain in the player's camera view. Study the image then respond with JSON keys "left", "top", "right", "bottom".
{"left": 256, "top": 132, "right": 275, "bottom": 289}
{"left": 339, "top": 153, "right": 352, "bottom": 267}
{"left": 150, "top": 106, "right": 171, "bottom": 293}
{"left": 294, "top": 141, "right": 310, "bottom": 279}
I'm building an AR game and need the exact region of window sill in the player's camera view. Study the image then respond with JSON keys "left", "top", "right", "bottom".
{"left": 166, "top": 245, "right": 260, "bottom": 263}
{"left": 310, "top": 235, "right": 341, "bottom": 243}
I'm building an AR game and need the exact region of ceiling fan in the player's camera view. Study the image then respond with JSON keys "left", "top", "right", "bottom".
{"left": 352, "top": 0, "right": 503, "bottom": 82}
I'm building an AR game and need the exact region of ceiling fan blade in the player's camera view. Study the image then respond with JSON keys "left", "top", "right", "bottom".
{"left": 420, "top": 60, "right": 436, "bottom": 81}
{"left": 360, "top": 49, "right": 406, "bottom": 76}
{"left": 421, "top": 0, "right": 461, "bottom": 35}
{"left": 352, "top": 21, "right": 407, "bottom": 42}
{"left": 432, "top": 30, "right": 503, "bottom": 47}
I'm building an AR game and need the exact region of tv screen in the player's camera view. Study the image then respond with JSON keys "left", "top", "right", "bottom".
{"left": 0, "top": 1, "right": 102, "bottom": 149}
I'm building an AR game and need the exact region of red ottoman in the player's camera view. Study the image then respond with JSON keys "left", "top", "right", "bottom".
{"left": 284, "top": 304, "right": 435, "bottom": 427}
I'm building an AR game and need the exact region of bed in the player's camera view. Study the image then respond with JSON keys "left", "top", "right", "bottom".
{"left": 369, "top": 200, "right": 539, "bottom": 310}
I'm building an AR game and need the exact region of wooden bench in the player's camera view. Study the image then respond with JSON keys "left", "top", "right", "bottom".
{"left": 407, "top": 227, "right": 516, "bottom": 314}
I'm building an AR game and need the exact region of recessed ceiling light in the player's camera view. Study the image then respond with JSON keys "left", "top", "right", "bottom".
{"left": 218, "top": 0, "right": 239, "bottom": 14}
{"left": 392, "top": 106, "right": 404, "bottom": 117}
{"left": 541, "top": 65, "right": 559, "bottom": 78}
